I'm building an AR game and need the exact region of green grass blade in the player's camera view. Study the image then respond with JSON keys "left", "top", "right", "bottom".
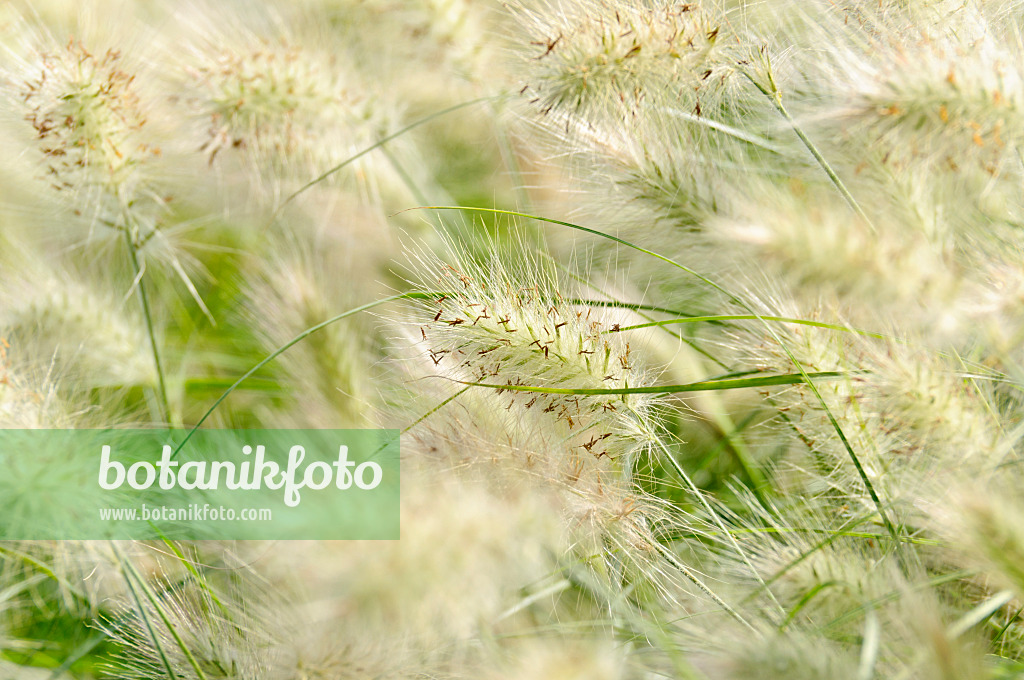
{"left": 112, "top": 543, "right": 178, "bottom": 680}
{"left": 948, "top": 590, "right": 1015, "bottom": 639}
{"left": 564, "top": 298, "right": 709, "bottom": 319}
{"left": 403, "top": 385, "right": 472, "bottom": 433}
{"left": 780, "top": 580, "right": 845, "bottom": 630}
{"left": 275, "top": 96, "right": 500, "bottom": 215}
{"left": 608, "top": 315, "right": 889, "bottom": 340}
{"left": 738, "top": 67, "right": 875, "bottom": 232}
{"left": 113, "top": 543, "right": 210, "bottom": 680}
{"left": 450, "top": 371, "right": 850, "bottom": 396}
{"left": 173, "top": 292, "right": 433, "bottom": 458}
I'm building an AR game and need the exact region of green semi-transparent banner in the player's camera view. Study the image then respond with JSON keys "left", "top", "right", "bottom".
{"left": 1, "top": 429, "right": 400, "bottom": 540}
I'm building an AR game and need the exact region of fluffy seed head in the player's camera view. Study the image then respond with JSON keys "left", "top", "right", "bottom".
{"left": 19, "top": 39, "right": 157, "bottom": 199}
{"left": 409, "top": 244, "right": 661, "bottom": 469}
{"left": 402, "top": 242, "right": 697, "bottom": 601}
{"left": 513, "top": 0, "right": 733, "bottom": 125}
{"left": 1, "top": 274, "right": 155, "bottom": 389}
{"left": 179, "top": 32, "right": 393, "bottom": 196}
{"left": 794, "top": 2, "right": 1024, "bottom": 181}
{"left": 713, "top": 185, "right": 958, "bottom": 324}
{"left": 243, "top": 233, "right": 378, "bottom": 428}
{"left": 106, "top": 569, "right": 303, "bottom": 680}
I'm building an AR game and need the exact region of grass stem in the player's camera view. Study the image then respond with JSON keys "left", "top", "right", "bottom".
{"left": 123, "top": 226, "right": 172, "bottom": 424}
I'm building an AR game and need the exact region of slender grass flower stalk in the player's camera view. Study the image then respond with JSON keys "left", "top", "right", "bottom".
{"left": 14, "top": 35, "right": 171, "bottom": 420}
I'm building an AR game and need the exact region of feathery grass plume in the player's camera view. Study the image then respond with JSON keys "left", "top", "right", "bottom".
{"left": 846, "top": 349, "right": 1000, "bottom": 496}
{"left": 4, "top": 22, "right": 192, "bottom": 420}
{"left": 398, "top": 0, "right": 496, "bottom": 76}
{"left": 506, "top": 0, "right": 794, "bottom": 232}
{"left": 0, "top": 15, "right": 209, "bottom": 263}
{"left": 865, "top": 352, "right": 1001, "bottom": 465}
{"left": 511, "top": 0, "right": 740, "bottom": 127}
{"left": 5, "top": 0, "right": 1024, "bottom": 674}
{"left": 936, "top": 485, "right": 1024, "bottom": 602}
{"left": 256, "top": 466, "right": 565, "bottom": 677}
{"left": 797, "top": 1, "right": 1024, "bottom": 177}
{"left": 427, "top": 425, "right": 703, "bottom": 607}
{"left": 710, "top": 632, "right": 859, "bottom": 680}
{"left": 0, "top": 338, "right": 141, "bottom": 629}
{"left": 0, "top": 340, "right": 67, "bottom": 428}
{"left": 106, "top": 560, "right": 325, "bottom": 680}
{"left": 504, "top": 1, "right": 806, "bottom": 327}
{"left": 0, "top": 431, "right": 133, "bottom": 544}
{"left": 727, "top": 304, "right": 1003, "bottom": 512}
{"left": 242, "top": 229, "right": 386, "bottom": 428}
{"left": 0, "top": 4, "right": 35, "bottom": 63}
{"left": 1, "top": 271, "right": 154, "bottom": 390}
{"left": 711, "top": 493, "right": 904, "bottom": 629}
{"left": 399, "top": 239, "right": 726, "bottom": 606}
{"left": 768, "top": 1, "right": 1024, "bottom": 249}
{"left": 969, "top": 259, "right": 1024, "bottom": 353}
{"left": 710, "top": 182, "right": 963, "bottom": 331}
{"left": 169, "top": 5, "right": 404, "bottom": 203}
{"left": 527, "top": 102, "right": 759, "bottom": 245}
{"left": 8, "top": 32, "right": 166, "bottom": 230}
{"left": 271, "top": 0, "right": 510, "bottom": 214}
{"left": 299, "top": 0, "right": 498, "bottom": 85}
{"left": 683, "top": 489, "right": 1002, "bottom": 678}
{"left": 20, "top": 40, "right": 149, "bottom": 185}
{"left": 0, "top": 540, "right": 214, "bottom": 680}
{"left": 406, "top": 239, "right": 662, "bottom": 470}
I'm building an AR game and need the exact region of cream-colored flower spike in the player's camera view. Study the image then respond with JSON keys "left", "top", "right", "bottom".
{"left": 20, "top": 39, "right": 158, "bottom": 202}
{"left": 178, "top": 30, "right": 394, "bottom": 198}
{"left": 512, "top": 0, "right": 733, "bottom": 125}
{"left": 411, "top": 244, "right": 662, "bottom": 470}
